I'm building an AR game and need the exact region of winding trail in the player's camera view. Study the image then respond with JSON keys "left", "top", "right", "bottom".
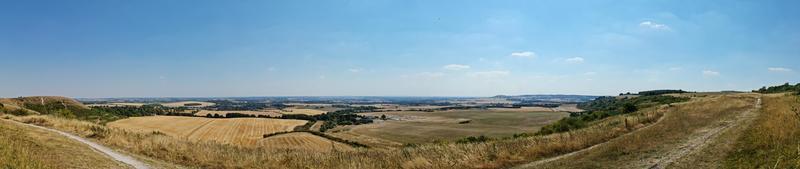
{"left": 645, "top": 97, "right": 761, "bottom": 169}
{"left": 9, "top": 120, "right": 150, "bottom": 169}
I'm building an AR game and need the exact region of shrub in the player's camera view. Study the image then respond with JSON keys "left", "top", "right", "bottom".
{"left": 456, "top": 135, "right": 491, "bottom": 144}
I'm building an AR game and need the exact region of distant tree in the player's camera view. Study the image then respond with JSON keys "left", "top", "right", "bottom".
{"left": 206, "top": 114, "right": 213, "bottom": 118}
{"left": 380, "top": 114, "right": 387, "bottom": 120}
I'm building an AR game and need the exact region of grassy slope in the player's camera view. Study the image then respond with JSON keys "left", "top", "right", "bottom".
{"left": 533, "top": 93, "right": 757, "bottom": 168}
{"left": 724, "top": 94, "right": 800, "bottom": 168}
{"left": 0, "top": 119, "right": 127, "bottom": 169}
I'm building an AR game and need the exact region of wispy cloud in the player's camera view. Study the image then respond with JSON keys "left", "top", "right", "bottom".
{"left": 639, "top": 21, "right": 671, "bottom": 31}
{"left": 417, "top": 72, "right": 445, "bottom": 78}
{"left": 469, "top": 71, "right": 510, "bottom": 78}
{"left": 565, "top": 57, "right": 585, "bottom": 64}
{"left": 768, "top": 67, "right": 792, "bottom": 72}
{"left": 702, "top": 70, "right": 720, "bottom": 77}
{"left": 583, "top": 72, "right": 597, "bottom": 76}
{"left": 668, "top": 67, "right": 683, "bottom": 71}
{"left": 348, "top": 68, "right": 363, "bottom": 73}
{"left": 442, "top": 64, "right": 471, "bottom": 71}
{"left": 510, "top": 51, "right": 536, "bottom": 58}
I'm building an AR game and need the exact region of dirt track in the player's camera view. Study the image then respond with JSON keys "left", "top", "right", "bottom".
{"left": 9, "top": 120, "right": 150, "bottom": 169}
{"left": 644, "top": 97, "right": 761, "bottom": 169}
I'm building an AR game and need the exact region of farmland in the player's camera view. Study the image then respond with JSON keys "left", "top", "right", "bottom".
{"left": 280, "top": 108, "right": 327, "bottom": 115}
{"left": 331, "top": 110, "right": 569, "bottom": 147}
{"left": 160, "top": 101, "right": 216, "bottom": 107}
{"left": 107, "top": 116, "right": 306, "bottom": 146}
{"left": 258, "top": 132, "right": 353, "bottom": 151}
{"left": 195, "top": 110, "right": 283, "bottom": 117}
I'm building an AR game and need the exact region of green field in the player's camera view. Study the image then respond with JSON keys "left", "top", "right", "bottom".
{"left": 346, "top": 110, "right": 569, "bottom": 144}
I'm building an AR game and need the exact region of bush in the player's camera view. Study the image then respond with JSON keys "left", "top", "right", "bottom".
{"left": 456, "top": 135, "right": 491, "bottom": 144}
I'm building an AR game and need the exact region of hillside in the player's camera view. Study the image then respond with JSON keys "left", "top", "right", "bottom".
{"left": 0, "top": 119, "right": 129, "bottom": 168}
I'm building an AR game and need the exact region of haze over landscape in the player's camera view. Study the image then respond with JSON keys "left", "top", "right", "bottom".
{"left": 2, "top": 1, "right": 800, "bottom": 169}
{"left": 2, "top": 0, "right": 798, "bottom": 98}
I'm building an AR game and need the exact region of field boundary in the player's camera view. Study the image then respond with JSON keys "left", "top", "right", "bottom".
{"left": 263, "top": 130, "right": 369, "bottom": 148}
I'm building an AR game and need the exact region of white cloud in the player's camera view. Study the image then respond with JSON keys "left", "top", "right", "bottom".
{"left": 583, "top": 72, "right": 597, "bottom": 76}
{"left": 565, "top": 57, "right": 585, "bottom": 64}
{"left": 768, "top": 67, "right": 792, "bottom": 72}
{"left": 702, "top": 70, "right": 720, "bottom": 77}
{"left": 639, "top": 21, "right": 671, "bottom": 31}
{"left": 510, "top": 51, "right": 536, "bottom": 58}
{"left": 348, "top": 68, "right": 363, "bottom": 73}
{"left": 442, "top": 64, "right": 471, "bottom": 71}
{"left": 668, "top": 67, "right": 683, "bottom": 71}
{"left": 469, "top": 71, "right": 510, "bottom": 78}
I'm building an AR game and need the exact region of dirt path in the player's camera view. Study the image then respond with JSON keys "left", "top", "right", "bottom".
{"left": 513, "top": 105, "right": 671, "bottom": 169}
{"left": 644, "top": 97, "right": 761, "bottom": 169}
{"left": 10, "top": 120, "right": 151, "bottom": 169}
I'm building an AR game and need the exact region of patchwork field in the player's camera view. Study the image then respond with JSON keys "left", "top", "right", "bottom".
{"left": 280, "top": 108, "right": 327, "bottom": 115}
{"left": 195, "top": 110, "right": 283, "bottom": 117}
{"left": 160, "top": 101, "right": 216, "bottom": 107}
{"left": 258, "top": 132, "right": 353, "bottom": 152}
{"left": 332, "top": 110, "right": 569, "bottom": 147}
{"left": 107, "top": 116, "right": 306, "bottom": 146}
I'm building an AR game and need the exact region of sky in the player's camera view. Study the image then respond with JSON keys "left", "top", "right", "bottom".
{"left": 1, "top": 0, "right": 798, "bottom": 98}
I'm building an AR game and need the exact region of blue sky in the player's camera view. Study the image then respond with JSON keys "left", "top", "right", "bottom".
{"left": 1, "top": 0, "right": 798, "bottom": 98}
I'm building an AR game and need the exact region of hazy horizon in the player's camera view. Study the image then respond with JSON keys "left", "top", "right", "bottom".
{"left": 2, "top": 0, "right": 798, "bottom": 98}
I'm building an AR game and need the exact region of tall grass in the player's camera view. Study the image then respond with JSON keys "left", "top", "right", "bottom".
{"left": 0, "top": 122, "right": 50, "bottom": 169}
{"left": 7, "top": 104, "right": 669, "bottom": 169}
{"left": 725, "top": 94, "right": 800, "bottom": 168}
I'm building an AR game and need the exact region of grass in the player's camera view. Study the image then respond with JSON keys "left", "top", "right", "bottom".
{"left": 0, "top": 118, "right": 127, "bottom": 169}
{"left": 533, "top": 93, "right": 758, "bottom": 168}
{"left": 5, "top": 103, "right": 666, "bottom": 169}
{"left": 724, "top": 94, "right": 800, "bottom": 168}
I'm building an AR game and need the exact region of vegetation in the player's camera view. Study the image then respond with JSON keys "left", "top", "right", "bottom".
{"left": 724, "top": 95, "right": 800, "bottom": 168}
{"left": 636, "top": 89, "right": 688, "bottom": 96}
{"left": 8, "top": 112, "right": 659, "bottom": 169}
{"left": 754, "top": 82, "right": 800, "bottom": 94}
{"left": 0, "top": 119, "right": 126, "bottom": 169}
{"left": 537, "top": 95, "right": 688, "bottom": 135}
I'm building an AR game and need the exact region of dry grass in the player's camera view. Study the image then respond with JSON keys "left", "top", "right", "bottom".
{"left": 107, "top": 116, "right": 306, "bottom": 147}
{"left": 0, "top": 118, "right": 127, "bottom": 169}
{"left": 724, "top": 94, "right": 800, "bottom": 168}
{"left": 533, "top": 93, "right": 758, "bottom": 168}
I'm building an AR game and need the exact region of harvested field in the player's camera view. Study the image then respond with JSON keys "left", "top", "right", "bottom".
{"left": 195, "top": 110, "right": 282, "bottom": 117}
{"left": 86, "top": 103, "right": 147, "bottom": 107}
{"left": 107, "top": 116, "right": 306, "bottom": 146}
{"left": 160, "top": 101, "right": 215, "bottom": 107}
{"left": 339, "top": 110, "right": 568, "bottom": 146}
{"left": 258, "top": 132, "right": 352, "bottom": 152}
{"left": 281, "top": 108, "right": 327, "bottom": 115}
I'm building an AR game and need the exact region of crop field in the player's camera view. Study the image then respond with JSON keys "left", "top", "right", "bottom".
{"left": 280, "top": 108, "right": 327, "bottom": 115}
{"left": 258, "top": 132, "right": 353, "bottom": 152}
{"left": 160, "top": 101, "right": 216, "bottom": 107}
{"left": 195, "top": 110, "right": 282, "bottom": 117}
{"left": 107, "top": 116, "right": 306, "bottom": 146}
{"left": 333, "top": 110, "right": 569, "bottom": 146}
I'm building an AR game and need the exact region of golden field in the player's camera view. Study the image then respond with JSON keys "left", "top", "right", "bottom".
{"left": 107, "top": 116, "right": 306, "bottom": 146}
